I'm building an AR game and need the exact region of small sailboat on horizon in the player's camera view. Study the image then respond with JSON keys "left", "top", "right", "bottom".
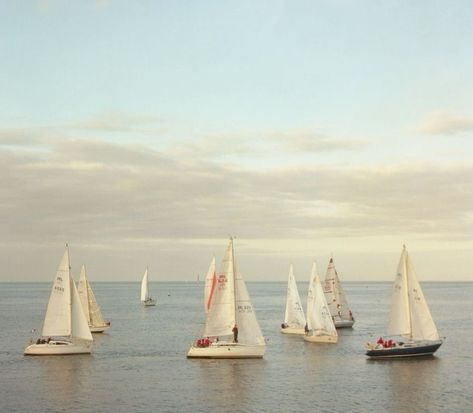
{"left": 280, "top": 264, "right": 306, "bottom": 335}
{"left": 324, "top": 257, "right": 355, "bottom": 328}
{"left": 24, "top": 245, "right": 93, "bottom": 356}
{"left": 141, "top": 267, "right": 156, "bottom": 306}
{"left": 187, "top": 238, "right": 266, "bottom": 359}
{"left": 304, "top": 262, "right": 338, "bottom": 344}
{"left": 366, "top": 245, "right": 443, "bottom": 358}
{"left": 77, "top": 265, "right": 111, "bottom": 333}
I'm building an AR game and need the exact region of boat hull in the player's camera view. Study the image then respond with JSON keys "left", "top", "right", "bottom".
{"left": 280, "top": 327, "right": 306, "bottom": 335}
{"left": 334, "top": 320, "right": 354, "bottom": 328}
{"left": 24, "top": 340, "right": 92, "bottom": 356}
{"left": 142, "top": 299, "right": 156, "bottom": 306}
{"left": 90, "top": 324, "right": 111, "bottom": 333}
{"left": 187, "top": 343, "right": 265, "bottom": 359}
{"left": 366, "top": 340, "right": 443, "bottom": 358}
{"left": 304, "top": 334, "right": 338, "bottom": 344}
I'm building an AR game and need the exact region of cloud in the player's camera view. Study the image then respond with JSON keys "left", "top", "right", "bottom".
{"left": 416, "top": 111, "right": 473, "bottom": 135}
{"left": 71, "top": 112, "right": 164, "bottom": 135}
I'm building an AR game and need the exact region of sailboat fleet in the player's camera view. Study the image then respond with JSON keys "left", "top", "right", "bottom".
{"left": 24, "top": 241, "right": 443, "bottom": 360}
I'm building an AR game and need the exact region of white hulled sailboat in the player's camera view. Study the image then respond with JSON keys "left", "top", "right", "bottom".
{"left": 280, "top": 264, "right": 306, "bottom": 334}
{"left": 77, "top": 265, "right": 111, "bottom": 333}
{"left": 140, "top": 267, "right": 156, "bottom": 306}
{"left": 304, "top": 262, "right": 338, "bottom": 344}
{"left": 187, "top": 238, "right": 266, "bottom": 358}
{"left": 366, "top": 245, "right": 443, "bottom": 358}
{"left": 24, "top": 245, "right": 93, "bottom": 355}
{"left": 324, "top": 258, "right": 355, "bottom": 328}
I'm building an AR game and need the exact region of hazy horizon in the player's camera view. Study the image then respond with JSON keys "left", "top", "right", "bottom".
{"left": 1, "top": 1, "right": 472, "bottom": 282}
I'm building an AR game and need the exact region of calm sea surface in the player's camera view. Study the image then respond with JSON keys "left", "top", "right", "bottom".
{"left": 0, "top": 281, "right": 472, "bottom": 413}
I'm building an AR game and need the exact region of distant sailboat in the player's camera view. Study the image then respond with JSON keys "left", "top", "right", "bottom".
{"left": 324, "top": 258, "right": 355, "bottom": 328}
{"left": 187, "top": 238, "right": 266, "bottom": 358}
{"left": 203, "top": 256, "right": 216, "bottom": 314}
{"left": 141, "top": 267, "right": 156, "bottom": 306}
{"left": 24, "top": 245, "right": 93, "bottom": 355}
{"left": 304, "top": 262, "right": 338, "bottom": 344}
{"left": 77, "top": 265, "right": 111, "bottom": 333}
{"left": 366, "top": 246, "right": 443, "bottom": 358}
{"left": 280, "top": 264, "right": 306, "bottom": 334}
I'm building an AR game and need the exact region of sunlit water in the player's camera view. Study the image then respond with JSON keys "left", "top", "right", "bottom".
{"left": 0, "top": 282, "right": 471, "bottom": 412}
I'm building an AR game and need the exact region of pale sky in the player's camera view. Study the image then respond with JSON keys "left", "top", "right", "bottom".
{"left": 1, "top": 0, "right": 472, "bottom": 282}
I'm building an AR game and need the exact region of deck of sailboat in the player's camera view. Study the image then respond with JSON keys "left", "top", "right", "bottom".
{"left": 24, "top": 340, "right": 92, "bottom": 356}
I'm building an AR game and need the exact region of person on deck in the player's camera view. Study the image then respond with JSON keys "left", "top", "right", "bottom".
{"left": 232, "top": 324, "right": 238, "bottom": 343}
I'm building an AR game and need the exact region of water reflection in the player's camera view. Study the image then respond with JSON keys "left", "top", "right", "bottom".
{"left": 192, "top": 359, "right": 265, "bottom": 411}
{"left": 35, "top": 355, "right": 93, "bottom": 410}
{"left": 368, "top": 357, "right": 441, "bottom": 412}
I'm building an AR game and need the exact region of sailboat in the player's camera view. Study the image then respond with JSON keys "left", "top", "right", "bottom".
{"left": 77, "top": 265, "right": 111, "bottom": 333}
{"left": 324, "top": 257, "right": 355, "bottom": 328}
{"left": 140, "top": 267, "right": 156, "bottom": 306}
{"left": 304, "top": 262, "right": 338, "bottom": 344}
{"left": 187, "top": 238, "right": 266, "bottom": 358}
{"left": 204, "top": 256, "right": 216, "bottom": 314}
{"left": 366, "top": 245, "right": 443, "bottom": 358}
{"left": 280, "top": 264, "right": 306, "bottom": 334}
{"left": 24, "top": 245, "right": 93, "bottom": 355}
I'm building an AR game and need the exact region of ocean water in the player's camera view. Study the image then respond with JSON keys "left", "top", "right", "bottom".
{"left": 0, "top": 281, "right": 471, "bottom": 413}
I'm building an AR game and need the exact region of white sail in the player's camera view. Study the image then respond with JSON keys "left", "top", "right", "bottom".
{"left": 307, "top": 262, "right": 337, "bottom": 337}
{"left": 324, "top": 258, "right": 352, "bottom": 322}
{"left": 388, "top": 246, "right": 440, "bottom": 341}
{"left": 204, "top": 256, "right": 216, "bottom": 314}
{"left": 78, "top": 265, "right": 106, "bottom": 327}
{"left": 283, "top": 264, "right": 306, "bottom": 328}
{"left": 234, "top": 258, "right": 265, "bottom": 345}
{"left": 203, "top": 242, "right": 235, "bottom": 337}
{"left": 42, "top": 246, "right": 72, "bottom": 337}
{"left": 77, "top": 265, "right": 90, "bottom": 322}
{"left": 141, "top": 268, "right": 149, "bottom": 301}
{"left": 70, "top": 274, "right": 93, "bottom": 341}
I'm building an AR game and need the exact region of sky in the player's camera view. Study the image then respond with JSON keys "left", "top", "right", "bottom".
{"left": 1, "top": 0, "right": 472, "bottom": 282}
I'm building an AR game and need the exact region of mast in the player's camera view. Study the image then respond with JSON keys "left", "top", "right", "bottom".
{"left": 231, "top": 237, "right": 237, "bottom": 327}
{"left": 403, "top": 245, "right": 413, "bottom": 340}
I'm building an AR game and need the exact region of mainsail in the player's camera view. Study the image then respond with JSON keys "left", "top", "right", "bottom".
{"left": 141, "top": 268, "right": 150, "bottom": 301}
{"left": 324, "top": 258, "right": 352, "bottom": 322}
{"left": 77, "top": 265, "right": 106, "bottom": 327}
{"left": 387, "top": 246, "right": 440, "bottom": 341}
{"left": 203, "top": 242, "right": 235, "bottom": 337}
{"left": 42, "top": 247, "right": 72, "bottom": 337}
{"left": 284, "top": 264, "right": 306, "bottom": 328}
{"left": 307, "top": 262, "right": 337, "bottom": 337}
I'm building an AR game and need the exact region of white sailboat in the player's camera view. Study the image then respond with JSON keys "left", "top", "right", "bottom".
{"left": 77, "top": 265, "right": 111, "bottom": 333}
{"left": 187, "top": 238, "right": 266, "bottom": 358}
{"left": 366, "top": 245, "right": 443, "bottom": 358}
{"left": 280, "top": 264, "right": 306, "bottom": 334}
{"left": 304, "top": 262, "right": 338, "bottom": 344}
{"left": 324, "top": 257, "right": 355, "bottom": 328}
{"left": 204, "top": 256, "right": 216, "bottom": 314}
{"left": 140, "top": 267, "right": 156, "bottom": 306}
{"left": 24, "top": 245, "right": 93, "bottom": 355}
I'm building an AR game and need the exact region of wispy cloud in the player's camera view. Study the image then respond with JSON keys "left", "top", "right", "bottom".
{"left": 416, "top": 111, "right": 473, "bottom": 135}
